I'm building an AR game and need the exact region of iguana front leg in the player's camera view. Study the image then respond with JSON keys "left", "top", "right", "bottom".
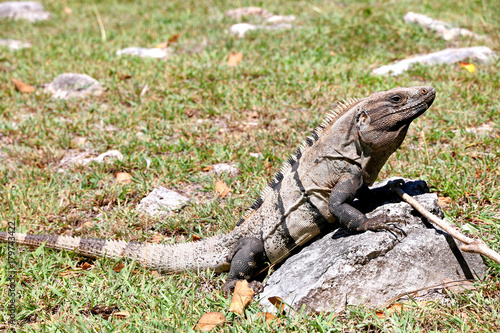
{"left": 328, "top": 173, "right": 402, "bottom": 233}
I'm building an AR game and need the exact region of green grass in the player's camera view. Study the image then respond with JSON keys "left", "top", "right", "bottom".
{"left": 1, "top": 0, "right": 499, "bottom": 331}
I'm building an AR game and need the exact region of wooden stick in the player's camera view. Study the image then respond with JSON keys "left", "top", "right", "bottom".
{"left": 392, "top": 185, "right": 500, "bottom": 265}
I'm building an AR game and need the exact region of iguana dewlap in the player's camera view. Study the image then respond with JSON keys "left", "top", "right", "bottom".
{"left": 1, "top": 86, "right": 436, "bottom": 290}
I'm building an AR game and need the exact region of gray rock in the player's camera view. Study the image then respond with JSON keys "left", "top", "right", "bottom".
{"left": 372, "top": 46, "right": 497, "bottom": 76}
{"left": 0, "top": 38, "right": 32, "bottom": 50}
{"left": 58, "top": 150, "right": 123, "bottom": 168}
{"left": 0, "top": 1, "right": 50, "bottom": 22}
{"left": 44, "top": 73, "right": 104, "bottom": 99}
{"left": 404, "top": 12, "right": 483, "bottom": 41}
{"left": 259, "top": 179, "right": 487, "bottom": 313}
{"left": 116, "top": 47, "right": 171, "bottom": 59}
{"left": 137, "top": 187, "right": 190, "bottom": 217}
{"left": 209, "top": 163, "right": 240, "bottom": 177}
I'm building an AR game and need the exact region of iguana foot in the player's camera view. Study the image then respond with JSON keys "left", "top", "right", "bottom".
{"left": 356, "top": 216, "right": 406, "bottom": 236}
{"left": 223, "top": 237, "right": 266, "bottom": 294}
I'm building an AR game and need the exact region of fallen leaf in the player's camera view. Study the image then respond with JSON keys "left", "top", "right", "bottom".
{"left": 376, "top": 303, "right": 403, "bottom": 318}
{"left": 155, "top": 34, "right": 180, "bottom": 49}
{"left": 192, "top": 234, "right": 202, "bottom": 242}
{"left": 215, "top": 181, "right": 230, "bottom": 198}
{"left": 79, "top": 262, "right": 93, "bottom": 270}
{"left": 115, "top": 172, "right": 132, "bottom": 184}
{"left": 113, "top": 263, "right": 125, "bottom": 273}
{"left": 202, "top": 166, "right": 214, "bottom": 172}
{"left": 228, "top": 280, "right": 255, "bottom": 315}
{"left": 196, "top": 312, "right": 226, "bottom": 331}
{"left": 268, "top": 296, "right": 286, "bottom": 315}
{"left": 150, "top": 270, "right": 160, "bottom": 277}
{"left": 155, "top": 42, "right": 169, "bottom": 49}
{"left": 64, "top": 7, "right": 72, "bottom": 14}
{"left": 118, "top": 74, "right": 132, "bottom": 81}
{"left": 227, "top": 52, "right": 243, "bottom": 67}
{"left": 112, "top": 311, "right": 130, "bottom": 319}
{"left": 12, "top": 78, "right": 35, "bottom": 93}
{"left": 151, "top": 234, "right": 163, "bottom": 243}
{"left": 438, "top": 196, "right": 452, "bottom": 207}
{"left": 460, "top": 62, "right": 476, "bottom": 73}
{"left": 255, "top": 312, "right": 281, "bottom": 324}
{"left": 168, "top": 34, "right": 179, "bottom": 43}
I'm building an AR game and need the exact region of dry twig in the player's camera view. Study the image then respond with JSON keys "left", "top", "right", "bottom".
{"left": 392, "top": 185, "right": 500, "bottom": 265}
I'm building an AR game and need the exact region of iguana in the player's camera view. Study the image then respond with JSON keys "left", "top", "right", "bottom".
{"left": 0, "top": 86, "right": 436, "bottom": 291}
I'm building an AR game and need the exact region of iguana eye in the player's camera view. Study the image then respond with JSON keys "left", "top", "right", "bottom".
{"left": 390, "top": 94, "right": 402, "bottom": 103}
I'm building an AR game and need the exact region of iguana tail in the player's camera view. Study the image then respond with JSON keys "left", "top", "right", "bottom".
{"left": 0, "top": 231, "right": 232, "bottom": 273}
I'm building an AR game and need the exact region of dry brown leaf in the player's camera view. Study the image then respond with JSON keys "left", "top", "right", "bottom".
{"left": 155, "top": 34, "right": 180, "bottom": 49}
{"left": 227, "top": 52, "right": 243, "bottom": 67}
{"left": 196, "top": 312, "right": 226, "bottom": 331}
{"left": 215, "top": 181, "right": 230, "bottom": 198}
{"left": 168, "top": 34, "right": 179, "bottom": 44}
{"left": 376, "top": 303, "right": 403, "bottom": 318}
{"left": 150, "top": 270, "right": 161, "bottom": 277}
{"left": 115, "top": 172, "right": 132, "bottom": 184}
{"left": 12, "top": 78, "right": 35, "bottom": 93}
{"left": 151, "top": 234, "right": 163, "bottom": 243}
{"left": 192, "top": 234, "right": 202, "bottom": 242}
{"left": 112, "top": 311, "right": 130, "bottom": 319}
{"left": 155, "top": 42, "right": 169, "bottom": 49}
{"left": 79, "top": 262, "right": 93, "bottom": 270}
{"left": 268, "top": 296, "right": 286, "bottom": 315}
{"left": 255, "top": 312, "right": 280, "bottom": 324}
{"left": 64, "top": 7, "right": 72, "bottom": 14}
{"left": 228, "top": 280, "right": 255, "bottom": 315}
{"left": 113, "top": 263, "right": 125, "bottom": 273}
{"left": 202, "top": 166, "right": 214, "bottom": 172}
{"left": 438, "top": 196, "right": 452, "bottom": 207}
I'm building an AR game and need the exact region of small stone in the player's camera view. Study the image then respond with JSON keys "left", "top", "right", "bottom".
{"left": 372, "top": 47, "right": 497, "bottom": 76}
{"left": 0, "top": 39, "right": 32, "bottom": 50}
{"left": 404, "top": 12, "right": 483, "bottom": 41}
{"left": 116, "top": 47, "right": 171, "bottom": 59}
{"left": 465, "top": 122, "right": 495, "bottom": 135}
{"left": 230, "top": 23, "right": 258, "bottom": 38}
{"left": 44, "top": 73, "right": 104, "bottom": 99}
{"left": 266, "top": 15, "right": 295, "bottom": 23}
{"left": 137, "top": 187, "right": 190, "bottom": 217}
{"left": 209, "top": 163, "right": 240, "bottom": 177}
{"left": 59, "top": 150, "right": 123, "bottom": 167}
{"left": 0, "top": 1, "right": 50, "bottom": 22}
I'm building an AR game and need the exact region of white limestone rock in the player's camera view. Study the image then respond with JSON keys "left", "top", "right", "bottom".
{"left": 404, "top": 12, "right": 483, "bottom": 41}
{"left": 137, "top": 187, "right": 190, "bottom": 217}
{"left": 372, "top": 46, "right": 497, "bottom": 76}
{"left": 0, "top": 38, "right": 32, "bottom": 50}
{"left": 0, "top": 1, "right": 50, "bottom": 22}
{"left": 44, "top": 73, "right": 104, "bottom": 99}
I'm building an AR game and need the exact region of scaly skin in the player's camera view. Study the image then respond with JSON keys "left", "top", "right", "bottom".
{"left": 0, "top": 86, "right": 436, "bottom": 291}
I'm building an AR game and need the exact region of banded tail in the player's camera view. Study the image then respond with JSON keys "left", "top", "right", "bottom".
{"left": 0, "top": 231, "right": 232, "bottom": 273}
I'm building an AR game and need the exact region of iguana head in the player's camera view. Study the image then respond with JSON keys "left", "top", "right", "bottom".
{"left": 356, "top": 86, "right": 435, "bottom": 153}
{"left": 355, "top": 86, "right": 436, "bottom": 184}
